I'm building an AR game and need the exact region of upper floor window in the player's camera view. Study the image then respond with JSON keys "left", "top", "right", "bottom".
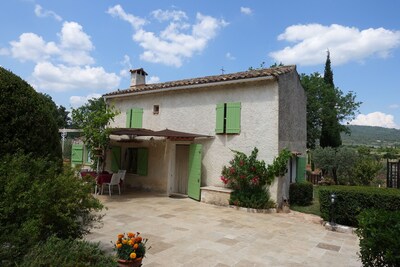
{"left": 126, "top": 108, "right": 143, "bottom": 128}
{"left": 215, "top": 102, "right": 241, "bottom": 134}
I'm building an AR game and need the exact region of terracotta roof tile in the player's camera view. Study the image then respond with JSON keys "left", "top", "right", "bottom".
{"left": 104, "top": 65, "right": 296, "bottom": 97}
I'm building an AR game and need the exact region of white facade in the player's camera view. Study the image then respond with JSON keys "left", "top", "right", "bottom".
{"left": 104, "top": 67, "right": 306, "bottom": 206}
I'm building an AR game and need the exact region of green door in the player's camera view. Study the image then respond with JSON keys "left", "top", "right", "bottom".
{"left": 187, "top": 144, "right": 202, "bottom": 201}
{"left": 296, "top": 156, "right": 306, "bottom": 182}
{"left": 111, "top": 146, "right": 121, "bottom": 172}
{"left": 71, "top": 144, "right": 83, "bottom": 166}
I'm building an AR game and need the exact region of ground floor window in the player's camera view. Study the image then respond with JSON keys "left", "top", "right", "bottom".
{"left": 123, "top": 147, "right": 148, "bottom": 176}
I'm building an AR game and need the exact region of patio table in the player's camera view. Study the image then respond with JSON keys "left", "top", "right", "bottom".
{"left": 80, "top": 171, "right": 97, "bottom": 178}
{"left": 97, "top": 173, "right": 113, "bottom": 185}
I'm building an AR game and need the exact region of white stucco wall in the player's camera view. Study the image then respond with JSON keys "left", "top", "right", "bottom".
{"left": 107, "top": 79, "right": 280, "bottom": 194}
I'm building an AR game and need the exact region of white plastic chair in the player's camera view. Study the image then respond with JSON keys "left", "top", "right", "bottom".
{"left": 101, "top": 173, "right": 121, "bottom": 196}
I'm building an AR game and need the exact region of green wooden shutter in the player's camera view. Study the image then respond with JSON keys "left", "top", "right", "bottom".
{"left": 111, "top": 146, "right": 121, "bottom": 172}
{"left": 215, "top": 103, "right": 225, "bottom": 134}
{"left": 126, "top": 109, "right": 132, "bottom": 128}
{"left": 137, "top": 147, "right": 148, "bottom": 176}
{"left": 296, "top": 156, "right": 306, "bottom": 182}
{"left": 71, "top": 144, "right": 83, "bottom": 164}
{"left": 188, "top": 144, "right": 202, "bottom": 201}
{"left": 226, "top": 102, "right": 241, "bottom": 134}
{"left": 131, "top": 108, "right": 143, "bottom": 128}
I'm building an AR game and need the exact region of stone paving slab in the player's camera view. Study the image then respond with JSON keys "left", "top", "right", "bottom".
{"left": 85, "top": 192, "right": 361, "bottom": 267}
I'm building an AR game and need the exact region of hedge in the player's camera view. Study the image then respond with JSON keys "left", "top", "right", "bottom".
{"left": 356, "top": 209, "right": 400, "bottom": 266}
{"left": 289, "top": 182, "right": 313, "bottom": 206}
{"left": 319, "top": 186, "right": 400, "bottom": 227}
{"left": 21, "top": 236, "right": 116, "bottom": 267}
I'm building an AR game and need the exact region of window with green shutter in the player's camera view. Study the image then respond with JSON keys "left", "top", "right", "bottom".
{"left": 215, "top": 102, "right": 241, "bottom": 134}
{"left": 111, "top": 146, "right": 121, "bottom": 173}
{"left": 71, "top": 144, "right": 83, "bottom": 164}
{"left": 124, "top": 147, "right": 148, "bottom": 176}
{"left": 126, "top": 108, "right": 143, "bottom": 128}
{"left": 137, "top": 148, "right": 148, "bottom": 176}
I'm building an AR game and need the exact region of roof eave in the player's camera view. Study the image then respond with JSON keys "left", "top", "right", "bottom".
{"left": 104, "top": 75, "right": 276, "bottom": 100}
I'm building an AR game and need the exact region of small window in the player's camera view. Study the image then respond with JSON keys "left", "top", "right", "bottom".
{"left": 215, "top": 102, "right": 241, "bottom": 134}
{"left": 153, "top": 105, "right": 159, "bottom": 115}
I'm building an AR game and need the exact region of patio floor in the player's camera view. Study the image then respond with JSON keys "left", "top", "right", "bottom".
{"left": 85, "top": 191, "right": 361, "bottom": 267}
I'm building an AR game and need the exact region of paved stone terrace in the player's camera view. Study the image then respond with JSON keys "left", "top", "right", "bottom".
{"left": 85, "top": 192, "right": 361, "bottom": 267}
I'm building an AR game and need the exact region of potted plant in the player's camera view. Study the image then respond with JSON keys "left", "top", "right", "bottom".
{"left": 114, "top": 232, "right": 149, "bottom": 267}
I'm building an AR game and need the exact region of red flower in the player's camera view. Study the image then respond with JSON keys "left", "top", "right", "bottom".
{"left": 220, "top": 176, "right": 229, "bottom": 184}
{"left": 230, "top": 167, "right": 235, "bottom": 174}
{"left": 240, "top": 160, "right": 244, "bottom": 166}
{"left": 251, "top": 176, "right": 259, "bottom": 185}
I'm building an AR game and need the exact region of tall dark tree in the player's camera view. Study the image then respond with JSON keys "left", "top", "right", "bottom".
{"left": 323, "top": 50, "right": 334, "bottom": 87}
{"left": 0, "top": 67, "right": 62, "bottom": 163}
{"left": 320, "top": 50, "right": 342, "bottom": 148}
{"left": 301, "top": 64, "right": 361, "bottom": 148}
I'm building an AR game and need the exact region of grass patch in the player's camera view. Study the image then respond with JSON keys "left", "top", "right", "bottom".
{"left": 290, "top": 186, "right": 321, "bottom": 217}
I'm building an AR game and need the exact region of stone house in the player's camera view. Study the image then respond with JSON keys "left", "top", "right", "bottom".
{"left": 101, "top": 66, "right": 306, "bottom": 206}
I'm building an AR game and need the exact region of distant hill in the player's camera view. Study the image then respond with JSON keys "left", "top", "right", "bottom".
{"left": 341, "top": 125, "right": 400, "bottom": 147}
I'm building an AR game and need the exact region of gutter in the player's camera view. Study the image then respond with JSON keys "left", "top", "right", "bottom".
{"left": 104, "top": 75, "right": 276, "bottom": 100}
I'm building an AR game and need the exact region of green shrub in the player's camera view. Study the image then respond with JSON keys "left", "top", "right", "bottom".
{"left": 356, "top": 210, "right": 400, "bottom": 267}
{"left": 21, "top": 236, "right": 116, "bottom": 267}
{"left": 229, "top": 188, "right": 275, "bottom": 209}
{"left": 0, "top": 153, "right": 104, "bottom": 264}
{"left": 0, "top": 67, "right": 62, "bottom": 164}
{"left": 289, "top": 182, "right": 313, "bottom": 206}
{"left": 319, "top": 186, "right": 400, "bottom": 227}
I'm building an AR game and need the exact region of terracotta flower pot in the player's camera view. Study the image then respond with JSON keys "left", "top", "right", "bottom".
{"left": 117, "top": 258, "right": 142, "bottom": 267}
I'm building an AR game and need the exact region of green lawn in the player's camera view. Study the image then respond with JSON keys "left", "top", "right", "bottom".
{"left": 290, "top": 186, "right": 321, "bottom": 217}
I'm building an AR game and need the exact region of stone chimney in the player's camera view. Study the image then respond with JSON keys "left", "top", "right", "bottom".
{"left": 130, "top": 68, "right": 148, "bottom": 87}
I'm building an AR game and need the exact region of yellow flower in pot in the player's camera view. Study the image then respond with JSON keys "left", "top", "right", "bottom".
{"left": 113, "top": 232, "right": 149, "bottom": 267}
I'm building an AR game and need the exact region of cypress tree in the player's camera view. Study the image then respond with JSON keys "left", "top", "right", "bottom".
{"left": 324, "top": 50, "right": 334, "bottom": 87}
{"left": 320, "top": 50, "right": 342, "bottom": 148}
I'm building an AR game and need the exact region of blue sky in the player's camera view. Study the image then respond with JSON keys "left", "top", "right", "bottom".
{"left": 1, "top": 0, "right": 400, "bottom": 128}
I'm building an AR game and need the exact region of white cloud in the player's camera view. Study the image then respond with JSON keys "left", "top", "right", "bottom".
{"left": 107, "top": 5, "right": 146, "bottom": 30}
{"left": 147, "top": 76, "right": 160, "bottom": 84}
{"left": 226, "top": 52, "right": 235, "bottom": 60}
{"left": 70, "top": 93, "right": 102, "bottom": 108}
{"left": 10, "top": 32, "right": 59, "bottom": 62}
{"left": 58, "top": 21, "right": 94, "bottom": 65}
{"left": 108, "top": 5, "right": 228, "bottom": 67}
{"left": 151, "top": 9, "right": 188, "bottom": 21}
{"left": 6, "top": 21, "right": 118, "bottom": 92}
{"left": 9, "top": 22, "right": 94, "bottom": 65}
{"left": 269, "top": 24, "right": 400, "bottom": 66}
{"left": 32, "top": 62, "right": 120, "bottom": 92}
{"left": 34, "top": 4, "right": 62, "bottom": 21}
{"left": 240, "top": 7, "right": 252, "bottom": 15}
{"left": 350, "top": 112, "right": 399, "bottom": 129}
{"left": 389, "top": 104, "right": 399, "bottom": 109}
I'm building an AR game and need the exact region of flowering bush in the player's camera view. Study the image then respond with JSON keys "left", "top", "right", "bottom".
{"left": 220, "top": 147, "right": 291, "bottom": 209}
{"left": 221, "top": 148, "right": 272, "bottom": 191}
{"left": 114, "top": 232, "right": 148, "bottom": 261}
